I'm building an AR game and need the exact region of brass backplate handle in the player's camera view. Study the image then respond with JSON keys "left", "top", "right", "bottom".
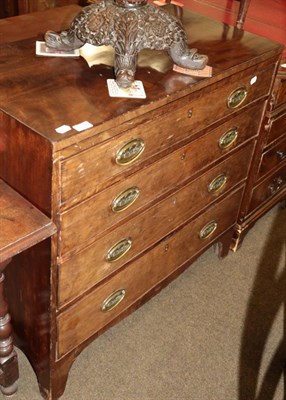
{"left": 208, "top": 174, "right": 227, "bottom": 194}
{"left": 276, "top": 150, "right": 286, "bottom": 161}
{"left": 112, "top": 186, "right": 140, "bottom": 212}
{"left": 227, "top": 87, "right": 247, "bottom": 109}
{"left": 267, "top": 176, "right": 284, "bottom": 196}
{"left": 219, "top": 127, "right": 238, "bottom": 149}
{"left": 106, "top": 238, "right": 132, "bottom": 262}
{"left": 199, "top": 220, "right": 218, "bottom": 240}
{"left": 116, "top": 138, "right": 145, "bottom": 165}
{"left": 101, "top": 289, "right": 126, "bottom": 312}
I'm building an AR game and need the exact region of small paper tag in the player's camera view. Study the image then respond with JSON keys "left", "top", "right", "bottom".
{"left": 153, "top": 1, "right": 166, "bottom": 6}
{"left": 173, "top": 64, "right": 213, "bottom": 78}
{"left": 72, "top": 121, "right": 94, "bottom": 132}
{"left": 36, "top": 41, "right": 80, "bottom": 58}
{"left": 107, "top": 79, "right": 146, "bottom": 99}
{"left": 55, "top": 125, "right": 72, "bottom": 134}
{"left": 153, "top": 0, "right": 183, "bottom": 6}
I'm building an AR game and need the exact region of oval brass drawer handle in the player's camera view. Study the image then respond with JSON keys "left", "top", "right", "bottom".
{"left": 218, "top": 127, "right": 238, "bottom": 149}
{"left": 106, "top": 238, "right": 132, "bottom": 263}
{"left": 199, "top": 220, "right": 218, "bottom": 240}
{"left": 227, "top": 86, "right": 247, "bottom": 109}
{"left": 101, "top": 289, "right": 126, "bottom": 312}
{"left": 208, "top": 174, "right": 228, "bottom": 194}
{"left": 112, "top": 186, "right": 140, "bottom": 212}
{"left": 116, "top": 138, "right": 145, "bottom": 165}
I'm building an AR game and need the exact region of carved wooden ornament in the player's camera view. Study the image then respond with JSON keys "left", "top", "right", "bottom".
{"left": 45, "top": 0, "right": 208, "bottom": 87}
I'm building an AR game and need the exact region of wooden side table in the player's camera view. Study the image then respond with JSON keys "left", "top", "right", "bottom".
{"left": 0, "top": 179, "right": 56, "bottom": 395}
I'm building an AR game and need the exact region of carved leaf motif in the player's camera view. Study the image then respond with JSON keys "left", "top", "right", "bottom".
{"left": 88, "top": 14, "right": 106, "bottom": 31}
{"left": 151, "top": 20, "right": 166, "bottom": 37}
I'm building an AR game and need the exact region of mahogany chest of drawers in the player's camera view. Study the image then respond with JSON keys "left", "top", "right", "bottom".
{"left": 0, "top": 4, "right": 283, "bottom": 399}
{"left": 233, "top": 62, "right": 286, "bottom": 247}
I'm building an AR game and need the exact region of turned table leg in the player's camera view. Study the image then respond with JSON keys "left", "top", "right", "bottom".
{"left": 236, "top": 0, "right": 251, "bottom": 29}
{"left": 0, "top": 259, "right": 19, "bottom": 396}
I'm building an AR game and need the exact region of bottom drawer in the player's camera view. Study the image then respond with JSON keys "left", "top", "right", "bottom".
{"left": 249, "top": 163, "right": 286, "bottom": 213}
{"left": 57, "top": 187, "right": 243, "bottom": 357}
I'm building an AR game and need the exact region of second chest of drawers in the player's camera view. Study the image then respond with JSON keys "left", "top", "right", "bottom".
{"left": 233, "top": 62, "right": 286, "bottom": 247}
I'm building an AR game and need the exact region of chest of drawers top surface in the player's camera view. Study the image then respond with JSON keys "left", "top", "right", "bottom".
{"left": 0, "top": 5, "right": 283, "bottom": 149}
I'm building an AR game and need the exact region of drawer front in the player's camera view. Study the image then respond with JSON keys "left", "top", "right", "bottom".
{"left": 272, "top": 68, "right": 286, "bottom": 109}
{"left": 57, "top": 187, "right": 243, "bottom": 357}
{"left": 59, "top": 143, "right": 253, "bottom": 257}
{"left": 59, "top": 106, "right": 261, "bottom": 251}
{"left": 249, "top": 163, "right": 286, "bottom": 213}
{"left": 59, "top": 66, "right": 271, "bottom": 206}
{"left": 265, "top": 111, "right": 286, "bottom": 145}
{"left": 258, "top": 135, "right": 286, "bottom": 179}
{"left": 58, "top": 143, "right": 254, "bottom": 305}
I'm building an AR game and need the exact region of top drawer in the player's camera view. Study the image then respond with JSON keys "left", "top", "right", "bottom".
{"left": 271, "top": 65, "right": 286, "bottom": 109}
{"left": 59, "top": 64, "right": 274, "bottom": 207}
{"left": 265, "top": 110, "right": 286, "bottom": 145}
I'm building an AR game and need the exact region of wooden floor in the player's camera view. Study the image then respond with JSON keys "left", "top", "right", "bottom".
{"left": 182, "top": 0, "right": 286, "bottom": 58}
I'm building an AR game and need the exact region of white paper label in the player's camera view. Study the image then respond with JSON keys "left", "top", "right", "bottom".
{"left": 36, "top": 41, "right": 80, "bottom": 58}
{"left": 72, "top": 121, "right": 94, "bottom": 132}
{"left": 107, "top": 79, "right": 146, "bottom": 99}
{"left": 55, "top": 125, "right": 72, "bottom": 134}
